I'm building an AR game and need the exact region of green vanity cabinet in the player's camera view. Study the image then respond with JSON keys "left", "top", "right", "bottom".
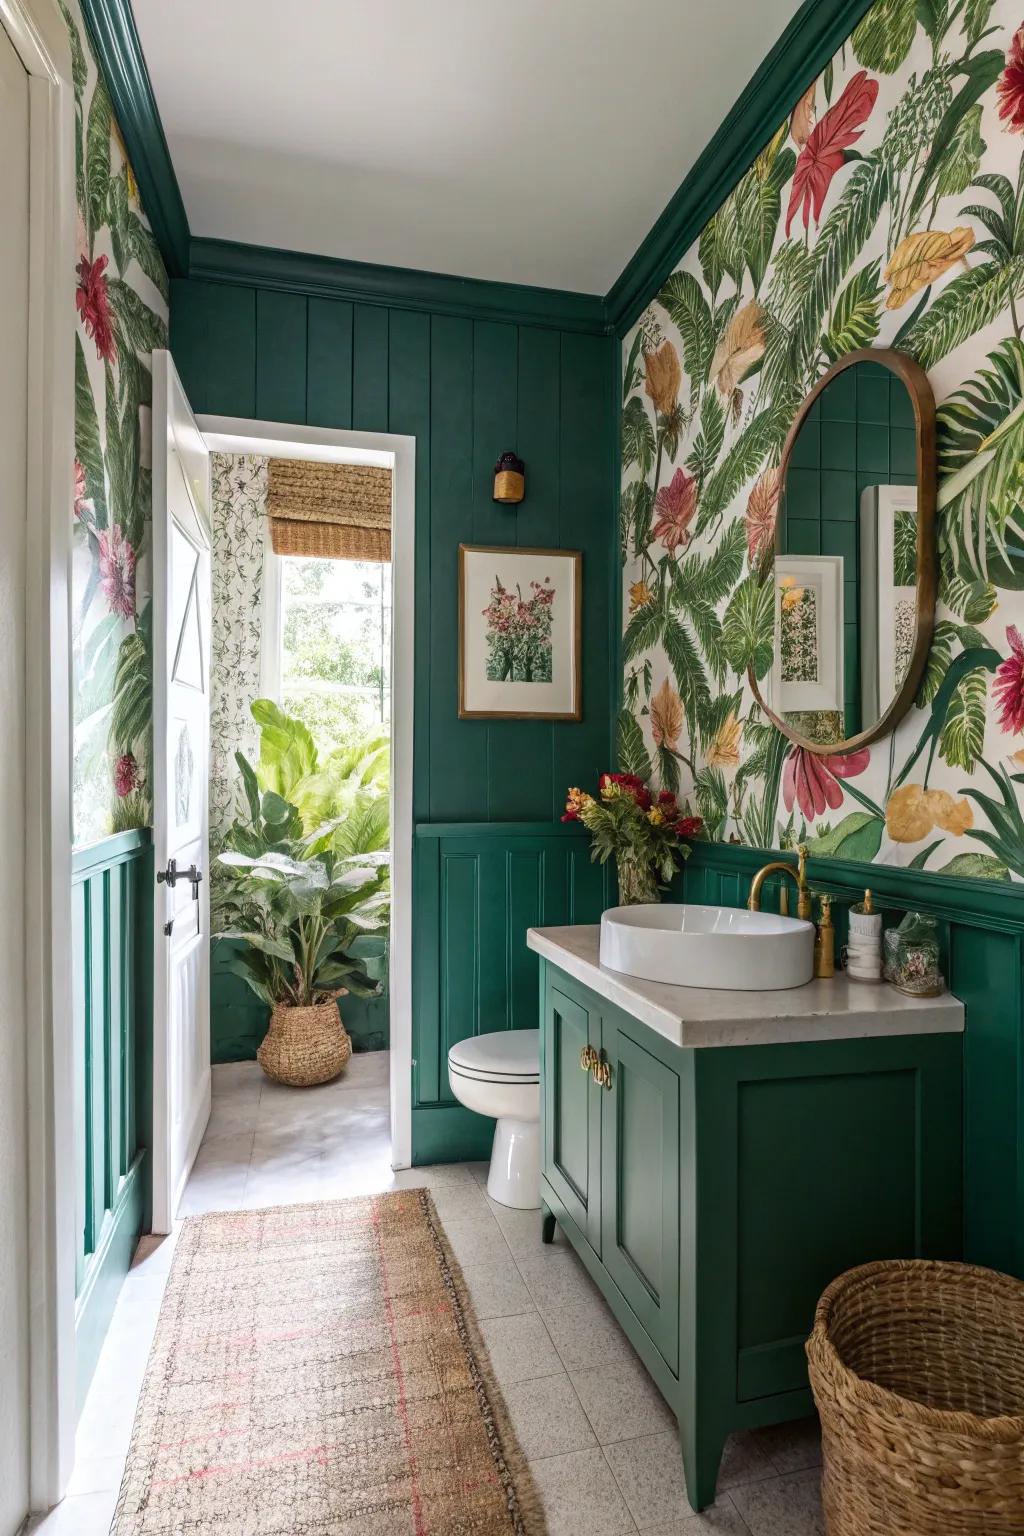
{"left": 537, "top": 956, "right": 964, "bottom": 1513}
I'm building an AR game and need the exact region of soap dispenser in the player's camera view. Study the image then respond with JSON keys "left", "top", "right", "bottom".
{"left": 813, "top": 894, "right": 835, "bottom": 979}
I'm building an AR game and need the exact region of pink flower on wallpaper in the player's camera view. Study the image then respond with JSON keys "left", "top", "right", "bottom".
{"left": 783, "top": 745, "right": 870, "bottom": 821}
{"left": 98, "top": 524, "right": 136, "bottom": 619}
{"left": 785, "top": 70, "right": 878, "bottom": 235}
{"left": 998, "top": 24, "right": 1024, "bottom": 133}
{"left": 76, "top": 253, "right": 117, "bottom": 364}
{"left": 74, "top": 458, "right": 93, "bottom": 523}
{"left": 652, "top": 467, "right": 698, "bottom": 553}
{"left": 993, "top": 624, "right": 1024, "bottom": 735}
{"left": 114, "top": 752, "right": 139, "bottom": 798}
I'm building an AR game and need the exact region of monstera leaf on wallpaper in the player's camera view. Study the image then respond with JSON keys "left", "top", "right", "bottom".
{"left": 851, "top": 0, "right": 918, "bottom": 72}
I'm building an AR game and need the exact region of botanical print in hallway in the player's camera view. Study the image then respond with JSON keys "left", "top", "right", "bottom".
{"left": 621, "top": 0, "right": 1024, "bottom": 881}
{"left": 63, "top": 0, "right": 169, "bottom": 844}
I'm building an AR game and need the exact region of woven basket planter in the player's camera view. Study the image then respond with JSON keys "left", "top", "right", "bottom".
{"left": 256, "top": 998, "right": 352, "bottom": 1087}
{"left": 807, "top": 1259, "right": 1024, "bottom": 1535}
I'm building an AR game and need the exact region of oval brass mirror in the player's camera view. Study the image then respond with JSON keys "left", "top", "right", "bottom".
{"left": 749, "top": 347, "right": 937, "bottom": 754}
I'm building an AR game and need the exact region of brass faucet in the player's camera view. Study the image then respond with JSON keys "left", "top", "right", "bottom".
{"left": 748, "top": 845, "right": 812, "bottom": 922}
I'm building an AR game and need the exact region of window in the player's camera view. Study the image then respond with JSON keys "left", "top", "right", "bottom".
{"left": 264, "top": 552, "right": 391, "bottom": 753}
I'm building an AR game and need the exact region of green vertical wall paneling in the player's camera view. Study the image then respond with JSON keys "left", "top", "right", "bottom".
{"left": 306, "top": 297, "right": 353, "bottom": 428}
{"left": 352, "top": 304, "right": 389, "bottom": 432}
{"left": 680, "top": 838, "right": 1023, "bottom": 1280}
{"left": 71, "top": 831, "right": 151, "bottom": 1413}
{"left": 256, "top": 289, "right": 307, "bottom": 423}
{"left": 168, "top": 278, "right": 256, "bottom": 416}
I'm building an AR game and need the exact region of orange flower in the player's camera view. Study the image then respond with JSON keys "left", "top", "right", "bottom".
{"left": 643, "top": 340, "right": 682, "bottom": 416}
{"left": 791, "top": 82, "right": 817, "bottom": 148}
{"left": 711, "top": 302, "right": 765, "bottom": 397}
{"left": 746, "top": 466, "right": 782, "bottom": 566}
{"left": 706, "top": 711, "right": 742, "bottom": 770}
{"left": 652, "top": 467, "right": 698, "bottom": 553}
{"left": 629, "top": 579, "right": 655, "bottom": 612}
{"left": 885, "top": 784, "right": 974, "bottom": 843}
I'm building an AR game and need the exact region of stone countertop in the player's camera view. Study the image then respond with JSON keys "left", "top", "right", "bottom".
{"left": 526, "top": 925, "right": 965, "bottom": 1050}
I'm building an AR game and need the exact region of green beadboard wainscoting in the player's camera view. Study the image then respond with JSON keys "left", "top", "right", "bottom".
{"left": 413, "top": 823, "right": 613, "bottom": 1161}
{"left": 72, "top": 830, "right": 153, "bottom": 1413}
{"left": 680, "top": 840, "right": 1024, "bottom": 1282}
{"left": 170, "top": 273, "right": 619, "bottom": 1161}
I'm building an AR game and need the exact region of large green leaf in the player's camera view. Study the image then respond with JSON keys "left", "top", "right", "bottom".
{"left": 694, "top": 765, "right": 728, "bottom": 835}
{"left": 964, "top": 0, "right": 995, "bottom": 44}
{"left": 722, "top": 574, "right": 774, "bottom": 680}
{"left": 938, "top": 851, "right": 1010, "bottom": 880}
{"left": 662, "top": 613, "right": 711, "bottom": 718}
{"left": 74, "top": 335, "right": 107, "bottom": 528}
{"left": 696, "top": 405, "right": 788, "bottom": 535}
{"left": 895, "top": 645, "right": 1001, "bottom": 787}
{"left": 251, "top": 698, "right": 319, "bottom": 798}
{"left": 934, "top": 104, "right": 986, "bottom": 203}
{"left": 108, "top": 278, "right": 168, "bottom": 358}
{"left": 622, "top": 478, "right": 654, "bottom": 560}
{"left": 110, "top": 610, "right": 151, "bottom": 753}
{"left": 657, "top": 271, "right": 714, "bottom": 407}
{"left": 84, "top": 79, "right": 112, "bottom": 245}
{"left": 698, "top": 203, "right": 740, "bottom": 298}
{"left": 851, "top": 0, "right": 917, "bottom": 71}
{"left": 59, "top": 0, "right": 88, "bottom": 99}
{"left": 940, "top": 571, "right": 997, "bottom": 623}
{"left": 938, "top": 666, "right": 988, "bottom": 771}
{"left": 822, "top": 260, "right": 883, "bottom": 362}
{"left": 622, "top": 599, "right": 665, "bottom": 663}
{"left": 904, "top": 51, "right": 1004, "bottom": 233}
{"left": 685, "top": 388, "right": 726, "bottom": 487}
{"left": 128, "top": 212, "right": 170, "bottom": 303}
{"left": 937, "top": 337, "right": 1024, "bottom": 588}
{"left": 617, "top": 709, "right": 653, "bottom": 780}
{"left": 734, "top": 147, "right": 797, "bottom": 293}
{"left": 905, "top": 257, "right": 1024, "bottom": 372}
{"left": 807, "top": 811, "right": 885, "bottom": 861}
{"left": 622, "top": 396, "right": 655, "bottom": 478}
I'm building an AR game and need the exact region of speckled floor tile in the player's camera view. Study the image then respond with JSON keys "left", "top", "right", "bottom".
{"left": 529, "top": 1447, "right": 637, "bottom": 1536}
{"left": 748, "top": 1415, "right": 822, "bottom": 1475}
{"left": 476, "top": 1309, "right": 562, "bottom": 1387}
{"left": 729, "top": 1468, "right": 825, "bottom": 1536}
{"left": 502, "top": 1371, "right": 597, "bottom": 1460}
{"left": 571, "top": 1354, "right": 675, "bottom": 1444}
{"left": 604, "top": 1430, "right": 692, "bottom": 1527}
{"left": 459, "top": 1255, "right": 534, "bottom": 1319}
{"left": 640, "top": 1498, "right": 753, "bottom": 1534}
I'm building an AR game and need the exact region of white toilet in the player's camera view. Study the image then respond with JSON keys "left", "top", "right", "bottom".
{"left": 447, "top": 1029, "right": 540, "bottom": 1209}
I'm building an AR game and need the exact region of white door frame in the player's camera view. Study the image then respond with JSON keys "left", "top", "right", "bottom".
{"left": 199, "top": 416, "right": 416, "bottom": 1169}
{"left": 4, "top": 0, "right": 77, "bottom": 1508}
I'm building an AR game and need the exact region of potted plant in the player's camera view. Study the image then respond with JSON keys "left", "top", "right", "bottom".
{"left": 562, "top": 772, "right": 701, "bottom": 904}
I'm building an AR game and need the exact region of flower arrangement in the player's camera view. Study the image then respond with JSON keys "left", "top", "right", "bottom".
{"left": 562, "top": 772, "right": 701, "bottom": 905}
{"left": 483, "top": 575, "right": 555, "bottom": 683}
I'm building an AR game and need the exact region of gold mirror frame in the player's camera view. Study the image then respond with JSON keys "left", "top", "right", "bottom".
{"left": 748, "top": 347, "right": 937, "bottom": 756}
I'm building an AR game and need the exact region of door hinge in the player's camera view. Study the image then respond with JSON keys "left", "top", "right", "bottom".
{"left": 163, "top": 919, "right": 174, "bottom": 937}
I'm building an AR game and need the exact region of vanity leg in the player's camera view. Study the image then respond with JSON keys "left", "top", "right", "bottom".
{"left": 680, "top": 1419, "right": 725, "bottom": 1513}
{"left": 541, "top": 1204, "right": 556, "bottom": 1244}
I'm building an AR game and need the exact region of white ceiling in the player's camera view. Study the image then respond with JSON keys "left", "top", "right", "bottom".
{"left": 133, "top": 0, "right": 804, "bottom": 295}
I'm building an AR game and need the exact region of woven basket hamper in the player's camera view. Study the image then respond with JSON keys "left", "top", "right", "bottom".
{"left": 257, "top": 998, "right": 352, "bottom": 1087}
{"left": 806, "top": 1259, "right": 1024, "bottom": 1535}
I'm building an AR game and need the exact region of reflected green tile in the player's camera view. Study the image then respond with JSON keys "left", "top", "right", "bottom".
{"left": 790, "top": 420, "right": 820, "bottom": 468}
{"left": 787, "top": 518, "right": 820, "bottom": 555}
{"left": 786, "top": 466, "right": 820, "bottom": 520}
{"left": 823, "top": 521, "right": 857, "bottom": 565}
{"left": 857, "top": 421, "right": 890, "bottom": 475}
{"left": 891, "top": 428, "right": 917, "bottom": 477}
{"left": 821, "top": 469, "right": 856, "bottom": 521}
{"left": 820, "top": 371, "right": 856, "bottom": 419}
{"left": 891, "top": 382, "right": 916, "bottom": 430}
{"left": 857, "top": 373, "right": 890, "bottom": 423}
{"left": 821, "top": 420, "right": 855, "bottom": 471}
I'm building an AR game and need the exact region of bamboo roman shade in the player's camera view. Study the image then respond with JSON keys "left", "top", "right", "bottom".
{"left": 267, "top": 458, "right": 392, "bottom": 561}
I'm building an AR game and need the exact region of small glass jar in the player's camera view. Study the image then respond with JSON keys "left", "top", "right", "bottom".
{"left": 886, "top": 912, "right": 944, "bottom": 997}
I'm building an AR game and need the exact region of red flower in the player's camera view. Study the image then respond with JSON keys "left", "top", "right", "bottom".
{"left": 673, "top": 816, "right": 702, "bottom": 839}
{"left": 785, "top": 70, "right": 878, "bottom": 235}
{"left": 74, "top": 458, "right": 93, "bottom": 523}
{"left": 652, "top": 468, "right": 698, "bottom": 553}
{"left": 994, "top": 624, "right": 1024, "bottom": 734}
{"left": 76, "top": 253, "right": 117, "bottom": 363}
{"left": 657, "top": 790, "right": 678, "bottom": 808}
{"left": 599, "top": 772, "right": 652, "bottom": 810}
{"left": 114, "top": 753, "right": 139, "bottom": 798}
{"left": 783, "top": 745, "right": 870, "bottom": 821}
{"left": 998, "top": 25, "right": 1024, "bottom": 133}
{"left": 98, "top": 524, "right": 136, "bottom": 619}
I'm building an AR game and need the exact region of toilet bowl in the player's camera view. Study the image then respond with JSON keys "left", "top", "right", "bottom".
{"left": 447, "top": 1029, "right": 540, "bottom": 1209}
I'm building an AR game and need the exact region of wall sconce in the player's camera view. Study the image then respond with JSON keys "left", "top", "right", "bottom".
{"left": 493, "top": 452, "right": 525, "bottom": 505}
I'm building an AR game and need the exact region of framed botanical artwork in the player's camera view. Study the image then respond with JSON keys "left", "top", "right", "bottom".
{"left": 458, "top": 544, "right": 581, "bottom": 720}
{"left": 860, "top": 485, "right": 919, "bottom": 724}
{"left": 770, "top": 554, "right": 844, "bottom": 714}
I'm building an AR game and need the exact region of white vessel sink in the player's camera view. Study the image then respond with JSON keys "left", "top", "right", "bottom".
{"left": 600, "top": 903, "right": 815, "bottom": 991}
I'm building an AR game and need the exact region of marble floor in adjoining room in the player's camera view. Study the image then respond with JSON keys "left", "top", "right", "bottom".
{"left": 30, "top": 1053, "right": 825, "bottom": 1535}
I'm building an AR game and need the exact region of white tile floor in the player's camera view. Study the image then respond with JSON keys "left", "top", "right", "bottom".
{"left": 28, "top": 1054, "right": 825, "bottom": 1535}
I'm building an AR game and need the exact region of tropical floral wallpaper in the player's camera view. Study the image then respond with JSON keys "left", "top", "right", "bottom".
{"left": 63, "top": 0, "right": 169, "bottom": 846}
{"left": 621, "top": 0, "right": 1024, "bottom": 883}
{"left": 209, "top": 454, "right": 269, "bottom": 845}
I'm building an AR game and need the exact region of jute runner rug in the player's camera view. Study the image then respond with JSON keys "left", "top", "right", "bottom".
{"left": 110, "top": 1190, "right": 546, "bottom": 1534}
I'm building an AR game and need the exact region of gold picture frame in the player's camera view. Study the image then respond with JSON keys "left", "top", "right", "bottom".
{"left": 458, "top": 544, "right": 582, "bottom": 720}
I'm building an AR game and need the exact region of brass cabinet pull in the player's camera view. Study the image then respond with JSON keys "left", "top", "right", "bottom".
{"left": 591, "top": 1052, "right": 613, "bottom": 1090}
{"left": 580, "top": 1044, "right": 599, "bottom": 1073}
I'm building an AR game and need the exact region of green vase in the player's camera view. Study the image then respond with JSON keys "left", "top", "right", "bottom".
{"left": 615, "top": 852, "right": 659, "bottom": 906}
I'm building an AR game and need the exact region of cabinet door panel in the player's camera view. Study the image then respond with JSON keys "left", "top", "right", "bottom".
{"left": 543, "top": 983, "right": 601, "bottom": 1255}
{"left": 602, "top": 1023, "right": 680, "bottom": 1374}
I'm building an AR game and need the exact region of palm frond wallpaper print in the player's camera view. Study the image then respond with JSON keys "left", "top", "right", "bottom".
{"left": 620, "top": 0, "right": 1024, "bottom": 882}
{"left": 63, "top": 0, "right": 169, "bottom": 845}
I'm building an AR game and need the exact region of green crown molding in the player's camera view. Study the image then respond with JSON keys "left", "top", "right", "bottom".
{"left": 605, "top": 0, "right": 878, "bottom": 335}
{"left": 188, "top": 237, "right": 611, "bottom": 334}
{"left": 79, "top": 0, "right": 190, "bottom": 277}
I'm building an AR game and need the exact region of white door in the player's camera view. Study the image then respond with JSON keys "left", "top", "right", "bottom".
{"left": 152, "top": 350, "right": 212, "bottom": 1233}
{"left": 0, "top": 19, "right": 30, "bottom": 1531}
